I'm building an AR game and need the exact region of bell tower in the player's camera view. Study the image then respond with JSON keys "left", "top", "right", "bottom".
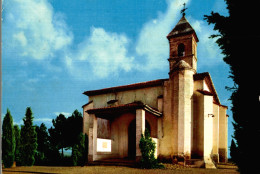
{"left": 166, "top": 13, "right": 199, "bottom": 159}
{"left": 167, "top": 15, "right": 199, "bottom": 74}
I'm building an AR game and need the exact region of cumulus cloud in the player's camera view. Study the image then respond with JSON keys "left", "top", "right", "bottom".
{"left": 189, "top": 19, "right": 223, "bottom": 66}
{"left": 135, "top": 0, "right": 190, "bottom": 70}
{"left": 34, "top": 118, "right": 53, "bottom": 123}
{"left": 135, "top": 0, "right": 222, "bottom": 70}
{"left": 3, "top": 0, "right": 223, "bottom": 80}
{"left": 3, "top": 0, "right": 73, "bottom": 60}
{"left": 65, "top": 27, "right": 134, "bottom": 79}
{"left": 53, "top": 112, "right": 71, "bottom": 118}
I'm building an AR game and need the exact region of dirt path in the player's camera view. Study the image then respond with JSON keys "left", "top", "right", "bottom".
{"left": 2, "top": 165, "right": 239, "bottom": 174}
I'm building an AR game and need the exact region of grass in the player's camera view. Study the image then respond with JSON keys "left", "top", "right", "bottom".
{"left": 2, "top": 164, "right": 239, "bottom": 174}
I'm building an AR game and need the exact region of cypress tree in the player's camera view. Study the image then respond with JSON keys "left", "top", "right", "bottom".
{"left": 204, "top": 1, "right": 260, "bottom": 173}
{"left": 230, "top": 139, "right": 237, "bottom": 163}
{"left": 20, "top": 107, "right": 38, "bottom": 166}
{"left": 72, "top": 144, "right": 79, "bottom": 166}
{"left": 14, "top": 125, "right": 21, "bottom": 166}
{"left": 2, "top": 109, "right": 15, "bottom": 168}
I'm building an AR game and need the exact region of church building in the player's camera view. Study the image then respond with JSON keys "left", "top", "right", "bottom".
{"left": 82, "top": 15, "right": 228, "bottom": 168}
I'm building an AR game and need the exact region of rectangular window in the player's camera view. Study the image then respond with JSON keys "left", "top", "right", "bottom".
{"left": 97, "top": 138, "right": 112, "bottom": 152}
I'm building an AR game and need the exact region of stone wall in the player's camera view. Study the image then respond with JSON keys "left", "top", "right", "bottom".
{"left": 89, "top": 86, "right": 164, "bottom": 109}
{"left": 219, "top": 106, "right": 228, "bottom": 162}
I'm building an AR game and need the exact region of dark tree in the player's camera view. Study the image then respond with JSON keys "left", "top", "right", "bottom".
{"left": 2, "top": 109, "right": 15, "bottom": 168}
{"left": 35, "top": 123, "right": 50, "bottom": 165}
{"left": 230, "top": 139, "right": 237, "bottom": 163}
{"left": 48, "top": 113, "right": 67, "bottom": 159}
{"left": 20, "top": 107, "right": 38, "bottom": 166}
{"left": 72, "top": 133, "right": 87, "bottom": 166}
{"left": 14, "top": 125, "right": 22, "bottom": 166}
{"left": 204, "top": 1, "right": 260, "bottom": 173}
{"left": 65, "top": 110, "right": 83, "bottom": 147}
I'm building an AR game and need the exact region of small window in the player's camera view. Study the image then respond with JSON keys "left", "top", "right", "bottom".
{"left": 107, "top": 99, "right": 118, "bottom": 107}
{"left": 107, "top": 99, "right": 118, "bottom": 104}
{"left": 178, "top": 43, "right": 185, "bottom": 57}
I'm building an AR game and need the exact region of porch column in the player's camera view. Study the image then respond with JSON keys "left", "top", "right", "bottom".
{"left": 88, "top": 114, "right": 97, "bottom": 162}
{"left": 136, "top": 109, "right": 145, "bottom": 161}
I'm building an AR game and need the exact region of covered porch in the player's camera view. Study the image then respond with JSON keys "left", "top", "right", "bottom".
{"left": 86, "top": 101, "right": 162, "bottom": 162}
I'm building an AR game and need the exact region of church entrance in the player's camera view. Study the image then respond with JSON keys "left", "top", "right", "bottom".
{"left": 128, "top": 119, "right": 136, "bottom": 159}
{"left": 128, "top": 119, "right": 151, "bottom": 159}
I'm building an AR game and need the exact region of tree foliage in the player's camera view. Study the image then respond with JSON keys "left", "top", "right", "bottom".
{"left": 35, "top": 123, "right": 50, "bottom": 165}
{"left": 20, "top": 107, "right": 38, "bottom": 166}
{"left": 72, "top": 133, "right": 87, "bottom": 166}
{"left": 2, "top": 109, "right": 15, "bottom": 168}
{"left": 48, "top": 110, "right": 83, "bottom": 166}
{"left": 65, "top": 110, "right": 83, "bottom": 147}
{"left": 48, "top": 113, "right": 67, "bottom": 159}
{"left": 139, "top": 129, "right": 164, "bottom": 169}
{"left": 230, "top": 139, "right": 237, "bottom": 163}
{"left": 14, "top": 125, "right": 22, "bottom": 166}
{"left": 204, "top": 1, "right": 260, "bottom": 173}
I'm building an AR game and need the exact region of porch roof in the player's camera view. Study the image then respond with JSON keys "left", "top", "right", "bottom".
{"left": 86, "top": 101, "right": 162, "bottom": 118}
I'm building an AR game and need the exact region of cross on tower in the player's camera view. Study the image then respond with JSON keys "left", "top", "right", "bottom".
{"left": 181, "top": 3, "right": 188, "bottom": 16}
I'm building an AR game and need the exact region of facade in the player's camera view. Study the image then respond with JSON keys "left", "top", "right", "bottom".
{"left": 82, "top": 15, "right": 228, "bottom": 167}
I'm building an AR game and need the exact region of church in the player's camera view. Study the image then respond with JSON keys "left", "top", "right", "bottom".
{"left": 82, "top": 14, "right": 228, "bottom": 168}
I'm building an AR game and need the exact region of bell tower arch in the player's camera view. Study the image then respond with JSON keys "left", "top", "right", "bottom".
{"left": 167, "top": 15, "right": 199, "bottom": 74}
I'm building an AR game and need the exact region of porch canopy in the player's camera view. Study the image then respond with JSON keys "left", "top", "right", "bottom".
{"left": 86, "top": 101, "right": 162, "bottom": 120}
{"left": 86, "top": 101, "right": 162, "bottom": 162}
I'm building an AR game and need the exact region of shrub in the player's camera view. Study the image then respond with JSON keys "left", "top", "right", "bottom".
{"left": 139, "top": 129, "right": 164, "bottom": 169}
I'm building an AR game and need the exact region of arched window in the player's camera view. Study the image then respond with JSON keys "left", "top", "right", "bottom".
{"left": 178, "top": 43, "right": 185, "bottom": 57}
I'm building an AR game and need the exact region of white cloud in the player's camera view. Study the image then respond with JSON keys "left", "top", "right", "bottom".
{"left": 54, "top": 112, "right": 71, "bottom": 118}
{"left": 189, "top": 18, "right": 223, "bottom": 66}
{"left": 66, "top": 27, "right": 134, "bottom": 79}
{"left": 3, "top": 0, "right": 73, "bottom": 60}
{"left": 135, "top": 0, "right": 223, "bottom": 71}
{"left": 3, "top": 0, "right": 224, "bottom": 81}
{"left": 135, "top": 0, "right": 190, "bottom": 70}
{"left": 13, "top": 120, "right": 23, "bottom": 126}
{"left": 34, "top": 118, "right": 53, "bottom": 123}
{"left": 13, "top": 31, "right": 27, "bottom": 47}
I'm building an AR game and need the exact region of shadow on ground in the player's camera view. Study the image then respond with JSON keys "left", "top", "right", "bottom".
{"left": 3, "top": 170, "right": 58, "bottom": 174}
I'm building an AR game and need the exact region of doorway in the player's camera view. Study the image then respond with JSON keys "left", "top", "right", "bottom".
{"left": 128, "top": 119, "right": 136, "bottom": 159}
{"left": 128, "top": 119, "right": 151, "bottom": 159}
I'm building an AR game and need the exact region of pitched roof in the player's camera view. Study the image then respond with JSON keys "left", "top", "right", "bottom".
{"left": 167, "top": 16, "right": 199, "bottom": 42}
{"left": 86, "top": 101, "right": 162, "bottom": 117}
{"left": 83, "top": 79, "right": 168, "bottom": 96}
{"left": 194, "top": 72, "right": 221, "bottom": 105}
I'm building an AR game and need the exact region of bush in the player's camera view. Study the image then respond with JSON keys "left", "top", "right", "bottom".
{"left": 139, "top": 129, "right": 164, "bottom": 169}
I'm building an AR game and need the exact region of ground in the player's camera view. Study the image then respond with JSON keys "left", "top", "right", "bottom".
{"left": 2, "top": 164, "right": 239, "bottom": 174}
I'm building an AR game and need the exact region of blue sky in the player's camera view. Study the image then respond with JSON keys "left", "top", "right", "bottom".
{"left": 2, "top": 0, "right": 232, "bottom": 155}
